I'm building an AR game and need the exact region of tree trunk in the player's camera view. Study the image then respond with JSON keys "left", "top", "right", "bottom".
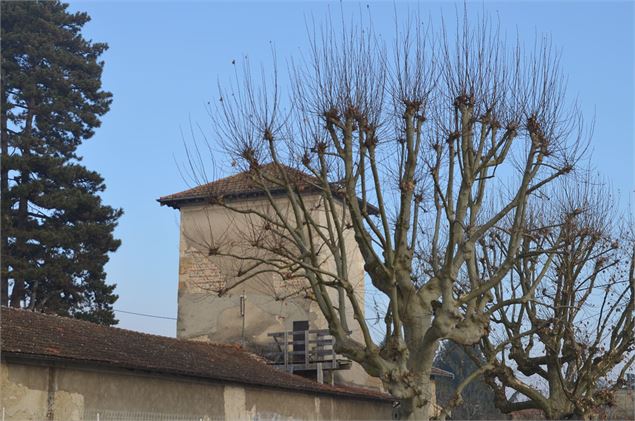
{"left": 543, "top": 400, "right": 577, "bottom": 420}
{"left": 1, "top": 92, "right": 9, "bottom": 306}
{"left": 394, "top": 373, "right": 434, "bottom": 420}
{"left": 9, "top": 194, "right": 27, "bottom": 307}
{"left": 397, "top": 398, "right": 430, "bottom": 421}
{"left": 9, "top": 109, "right": 33, "bottom": 308}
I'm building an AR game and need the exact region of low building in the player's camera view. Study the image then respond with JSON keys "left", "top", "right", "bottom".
{"left": 0, "top": 307, "right": 395, "bottom": 420}
{"left": 600, "top": 389, "right": 635, "bottom": 420}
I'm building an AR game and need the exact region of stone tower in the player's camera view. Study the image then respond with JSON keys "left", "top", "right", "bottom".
{"left": 159, "top": 164, "right": 376, "bottom": 388}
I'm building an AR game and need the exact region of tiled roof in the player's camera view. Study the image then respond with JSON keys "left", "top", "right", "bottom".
{"left": 158, "top": 163, "right": 323, "bottom": 208}
{"left": 158, "top": 163, "right": 379, "bottom": 215}
{"left": 0, "top": 307, "right": 393, "bottom": 402}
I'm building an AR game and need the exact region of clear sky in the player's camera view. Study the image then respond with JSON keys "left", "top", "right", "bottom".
{"left": 67, "top": 1, "right": 634, "bottom": 337}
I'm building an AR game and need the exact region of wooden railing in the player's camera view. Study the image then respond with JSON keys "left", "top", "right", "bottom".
{"left": 266, "top": 329, "right": 351, "bottom": 374}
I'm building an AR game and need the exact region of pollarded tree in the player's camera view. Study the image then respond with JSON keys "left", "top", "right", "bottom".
{"left": 477, "top": 180, "right": 634, "bottom": 420}
{"left": 1, "top": 1, "right": 122, "bottom": 324}
{"left": 187, "top": 14, "right": 587, "bottom": 419}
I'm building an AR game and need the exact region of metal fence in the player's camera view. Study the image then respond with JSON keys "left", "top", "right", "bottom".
{"left": 0, "top": 408, "right": 305, "bottom": 421}
{"left": 85, "top": 410, "right": 222, "bottom": 421}
{"left": 266, "top": 328, "right": 351, "bottom": 374}
{"left": 1, "top": 408, "right": 297, "bottom": 421}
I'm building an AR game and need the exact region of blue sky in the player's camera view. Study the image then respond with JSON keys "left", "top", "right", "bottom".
{"left": 68, "top": 1, "right": 634, "bottom": 336}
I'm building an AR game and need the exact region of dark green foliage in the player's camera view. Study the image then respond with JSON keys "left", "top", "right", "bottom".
{"left": 1, "top": 1, "right": 122, "bottom": 325}
{"left": 435, "top": 341, "right": 507, "bottom": 420}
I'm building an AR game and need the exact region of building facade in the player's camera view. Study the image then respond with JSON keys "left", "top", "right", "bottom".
{"left": 0, "top": 307, "right": 395, "bottom": 420}
{"left": 159, "top": 164, "right": 375, "bottom": 388}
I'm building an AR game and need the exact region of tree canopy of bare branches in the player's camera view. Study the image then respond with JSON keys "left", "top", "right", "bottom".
{"left": 477, "top": 179, "right": 634, "bottom": 420}
{"left": 187, "top": 13, "right": 588, "bottom": 420}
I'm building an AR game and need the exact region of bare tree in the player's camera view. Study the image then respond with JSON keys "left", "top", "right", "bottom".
{"left": 186, "top": 13, "right": 587, "bottom": 420}
{"left": 477, "top": 179, "right": 634, "bottom": 420}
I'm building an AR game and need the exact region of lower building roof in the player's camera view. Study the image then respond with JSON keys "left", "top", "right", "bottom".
{"left": 1, "top": 307, "right": 395, "bottom": 401}
{"left": 1, "top": 307, "right": 451, "bottom": 399}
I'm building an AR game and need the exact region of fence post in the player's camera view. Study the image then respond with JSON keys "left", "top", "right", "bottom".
{"left": 317, "top": 362, "right": 323, "bottom": 384}
{"left": 331, "top": 336, "right": 336, "bottom": 369}
{"left": 304, "top": 330, "right": 309, "bottom": 367}
{"left": 316, "top": 332, "right": 323, "bottom": 366}
{"left": 283, "top": 331, "right": 289, "bottom": 371}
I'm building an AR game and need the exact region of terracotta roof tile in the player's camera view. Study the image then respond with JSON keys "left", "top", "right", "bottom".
{"left": 0, "top": 307, "right": 393, "bottom": 402}
{"left": 158, "top": 163, "right": 380, "bottom": 215}
{"left": 158, "top": 163, "right": 322, "bottom": 208}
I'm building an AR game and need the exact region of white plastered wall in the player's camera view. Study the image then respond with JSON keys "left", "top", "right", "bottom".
{"left": 175, "top": 194, "right": 377, "bottom": 388}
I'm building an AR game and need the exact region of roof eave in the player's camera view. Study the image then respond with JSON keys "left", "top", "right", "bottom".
{"left": 431, "top": 368, "right": 455, "bottom": 379}
{"left": 1, "top": 350, "right": 394, "bottom": 403}
{"left": 158, "top": 192, "right": 380, "bottom": 215}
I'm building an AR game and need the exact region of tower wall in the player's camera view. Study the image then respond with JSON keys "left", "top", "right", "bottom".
{"left": 175, "top": 195, "right": 377, "bottom": 388}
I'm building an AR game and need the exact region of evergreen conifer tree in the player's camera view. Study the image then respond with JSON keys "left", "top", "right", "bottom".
{"left": 1, "top": 0, "right": 122, "bottom": 325}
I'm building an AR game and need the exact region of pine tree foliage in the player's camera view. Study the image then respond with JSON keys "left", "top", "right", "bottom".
{"left": 1, "top": 0, "right": 122, "bottom": 325}
{"left": 434, "top": 341, "right": 507, "bottom": 420}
